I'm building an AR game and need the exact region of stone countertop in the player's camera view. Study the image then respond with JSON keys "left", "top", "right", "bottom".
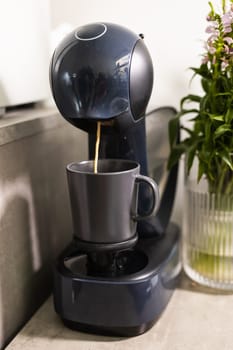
{"left": 5, "top": 273, "right": 233, "bottom": 350}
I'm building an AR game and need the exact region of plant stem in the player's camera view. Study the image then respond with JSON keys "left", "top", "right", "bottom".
{"left": 225, "top": 174, "right": 233, "bottom": 194}
{"left": 217, "top": 164, "right": 228, "bottom": 193}
{"left": 222, "top": 0, "right": 226, "bottom": 13}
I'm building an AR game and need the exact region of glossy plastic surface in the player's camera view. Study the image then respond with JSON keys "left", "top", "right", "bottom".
{"left": 89, "top": 107, "right": 178, "bottom": 237}
{"left": 54, "top": 223, "right": 181, "bottom": 336}
{"left": 50, "top": 23, "right": 153, "bottom": 131}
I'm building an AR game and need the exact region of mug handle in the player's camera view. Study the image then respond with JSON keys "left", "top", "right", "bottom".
{"left": 133, "top": 175, "right": 160, "bottom": 221}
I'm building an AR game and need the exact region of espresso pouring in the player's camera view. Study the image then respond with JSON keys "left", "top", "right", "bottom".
{"left": 94, "top": 121, "right": 101, "bottom": 173}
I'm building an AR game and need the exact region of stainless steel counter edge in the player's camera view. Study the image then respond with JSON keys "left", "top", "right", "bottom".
{"left": 0, "top": 106, "right": 64, "bottom": 146}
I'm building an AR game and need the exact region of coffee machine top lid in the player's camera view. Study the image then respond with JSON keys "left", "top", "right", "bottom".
{"left": 50, "top": 22, "right": 153, "bottom": 132}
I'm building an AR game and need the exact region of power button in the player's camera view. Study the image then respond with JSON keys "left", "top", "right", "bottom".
{"left": 75, "top": 23, "right": 107, "bottom": 41}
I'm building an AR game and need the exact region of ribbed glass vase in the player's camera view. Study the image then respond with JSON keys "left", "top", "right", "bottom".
{"left": 183, "top": 177, "right": 233, "bottom": 290}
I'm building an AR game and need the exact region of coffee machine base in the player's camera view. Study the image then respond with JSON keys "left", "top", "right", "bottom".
{"left": 54, "top": 223, "right": 181, "bottom": 337}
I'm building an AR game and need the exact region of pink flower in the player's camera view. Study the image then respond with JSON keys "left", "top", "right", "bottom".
{"left": 202, "top": 55, "right": 209, "bottom": 64}
{"left": 224, "top": 36, "right": 233, "bottom": 45}
{"left": 206, "top": 25, "right": 217, "bottom": 33}
{"left": 221, "top": 60, "right": 229, "bottom": 70}
{"left": 209, "top": 46, "right": 216, "bottom": 54}
{"left": 207, "top": 33, "right": 219, "bottom": 43}
{"left": 222, "top": 12, "right": 233, "bottom": 25}
{"left": 224, "top": 44, "right": 230, "bottom": 53}
{"left": 222, "top": 11, "right": 233, "bottom": 33}
{"left": 224, "top": 26, "right": 232, "bottom": 33}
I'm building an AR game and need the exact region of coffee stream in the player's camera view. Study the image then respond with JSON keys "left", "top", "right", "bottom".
{"left": 94, "top": 121, "right": 101, "bottom": 173}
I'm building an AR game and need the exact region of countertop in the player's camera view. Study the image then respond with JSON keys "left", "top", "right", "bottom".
{"left": 0, "top": 105, "right": 62, "bottom": 146}
{"left": 5, "top": 273, "right": 233, "bottom": 350}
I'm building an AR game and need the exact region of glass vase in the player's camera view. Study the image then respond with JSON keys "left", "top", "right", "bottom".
{"left": 183, "top": 175, "right": 233, "bottom": 290}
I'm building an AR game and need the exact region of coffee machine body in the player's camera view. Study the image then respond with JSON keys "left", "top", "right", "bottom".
{"left": 50, "top": 23, "right": 181, "bottom": 336}
{"left": 50, "top": 23, "right": 153, "bottom": 181}
{"left": 50, "top": 22, "right": 153, "bottom": 132}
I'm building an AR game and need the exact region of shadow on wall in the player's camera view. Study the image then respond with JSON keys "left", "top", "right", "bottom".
{"left": 0, "top": 81, "right": 9, "bottom": 114}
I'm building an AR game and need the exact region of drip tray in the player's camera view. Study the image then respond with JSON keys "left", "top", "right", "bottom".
{"left": 64, "top": 249, "right": 148, "bottom": 277}
{"left": 54, "top": 223, "right": 181, "bottom": 336}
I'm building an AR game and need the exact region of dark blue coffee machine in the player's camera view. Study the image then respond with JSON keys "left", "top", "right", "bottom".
{"left": 50, "top": 22, "right": 181, "bottom": 336}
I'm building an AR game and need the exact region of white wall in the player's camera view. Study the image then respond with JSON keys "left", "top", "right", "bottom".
{"left": 49, "top": 0, "right": 211, "bottom": 110}
{"left": 0, "top": 0, "right": 50, "bottom": 110}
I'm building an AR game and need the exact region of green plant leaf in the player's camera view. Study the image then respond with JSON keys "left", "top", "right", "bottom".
{"left": 167, "top": 144, "right": 186, "bottom": 170}
{"left": 218, "top": 150, "right": 233, "bottom": 170}
{"left": 218, "top": 141, "right": 233, "bottom": 154}
{"left": 200, "top": 95, "right": 209, "bottom": 112}
{"left": 168, "top": 109, "right": 199, "bottom": 148}
{"left": 180, "top": 94, "right": 202, "bottom": 107}
{"left": 201, "top": 78, "right": 209, "bottom": 93}
{"left": 214, "top": 124, "right": 232, "bottom": 139}
{"left": 192, "top": 115, "right": 205, "bottom": 132}
{"left": 187, "top": 146, "right": 197, "bottom": 174}
{"left": 215, "top": 92, "right": 232, "bottom": 96}
{"left": 225, "top": 107, "right": 233, "bottom": 123}
{"left": 208, "top": 1, "right": 215, "bottom": 17}
{"left": 180, "top": 126, "right": 194, "bottom": 136}
{"left": 198, "top": 160, "right": 206, "bottom": 182}
{"left": 208, "top": 114, "right": 224, "bottom": 121}
{"left": 204, "top": 121, "right": 212, "bottom": 141}
{"left": 168, "top": 117, "right": 179, "bottom": 148}
{"left": 191, "top": 64, "right": 210, "bottom": 79}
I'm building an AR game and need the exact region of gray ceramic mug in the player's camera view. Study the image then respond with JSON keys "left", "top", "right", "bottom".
{"left": 66, "top": 159, "right": 159, "bottom": 244}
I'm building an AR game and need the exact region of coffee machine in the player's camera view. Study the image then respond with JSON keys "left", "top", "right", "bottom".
{"left": 50, "top": 23, "right": 181, "bottom": 336}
